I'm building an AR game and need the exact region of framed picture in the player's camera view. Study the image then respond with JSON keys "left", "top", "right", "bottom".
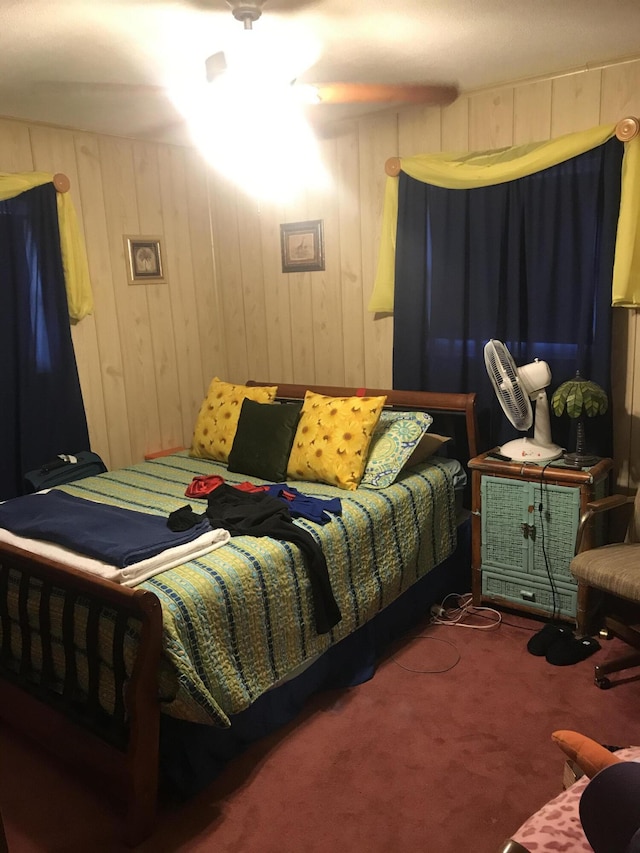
{"left": 124, "top": 236, "right": 166, "bottom": 285}
{"left": 280, "top": 220, "right": 325, "bottom": 273}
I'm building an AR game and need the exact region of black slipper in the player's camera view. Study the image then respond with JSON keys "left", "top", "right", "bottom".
{"left": 546, "top": 634, "right": 601, "bottom": 666}
{"left": 527, "top": 623, "right": 573, "bottom": 656}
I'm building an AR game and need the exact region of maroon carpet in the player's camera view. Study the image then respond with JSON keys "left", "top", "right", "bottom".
{"left": 1, "top": 613, "right": 638, "bottom": 853}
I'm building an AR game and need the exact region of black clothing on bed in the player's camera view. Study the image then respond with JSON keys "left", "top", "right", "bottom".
{"left": 168, "top": 485, "right": 341, "bottom": 634}
{"left": 168, "top": 504, "right": 203, "bottom": 532}
{"left": 206, "top": 485, "right": 341, "bottom": 634}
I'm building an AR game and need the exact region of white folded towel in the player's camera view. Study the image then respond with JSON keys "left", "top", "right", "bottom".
{"left": 0, "top": 526, "right": 230, "bottom": 586}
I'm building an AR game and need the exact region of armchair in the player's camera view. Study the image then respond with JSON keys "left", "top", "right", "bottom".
{"left": 570, "top": 487, "right": 640, "bottom": 687}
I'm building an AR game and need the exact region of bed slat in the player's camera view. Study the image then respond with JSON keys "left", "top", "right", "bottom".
{"left": 112, "top": 610, "right": 128, "bottom": 731}
{"left": 61, "top": 591, "right": 78, "bottom": 701}
{"left": 38, "top": 579, "right": 55, "bottom": 690}
{"left": 18, "top": 573, "right": 33, "bottom": 677}
{"left": 0, "top": 570, "right": 10, "bottom": 668}
{"left": 86, "top": 601, "right": 101, "bottom": 718}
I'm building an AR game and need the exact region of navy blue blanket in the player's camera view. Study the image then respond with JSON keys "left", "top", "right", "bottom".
{"left": 0, "top": 491, "right": 211, "bottom": 567}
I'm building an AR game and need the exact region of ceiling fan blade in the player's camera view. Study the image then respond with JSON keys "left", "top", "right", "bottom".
{"left": 34, "top": 81, "right": 166, "bottom": 96}
{"left": 205, "top": 51, "right": 228, "bottom": 83}
{"left": 310, "top": 82, "right": 458, "bottom": 107}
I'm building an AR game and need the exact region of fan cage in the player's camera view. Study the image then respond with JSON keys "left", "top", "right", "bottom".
{"left": 486, "top": 342, "right": 531, "bottom": 430}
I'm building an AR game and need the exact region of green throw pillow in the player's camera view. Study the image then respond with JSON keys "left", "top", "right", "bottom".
{"left": 227, "top": 399, "right": 302, "bottom": 482}
{"left": 360, "top": 410, "right": 434, "bottom": 489}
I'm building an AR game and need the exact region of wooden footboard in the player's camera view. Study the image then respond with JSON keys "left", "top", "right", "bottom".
{"left": 0, "top": 542, "right": 163, "bottom": 846}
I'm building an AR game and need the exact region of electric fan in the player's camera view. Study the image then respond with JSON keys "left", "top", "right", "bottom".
{"left": 484, "top": 339, "right": 562, "bottom": 462}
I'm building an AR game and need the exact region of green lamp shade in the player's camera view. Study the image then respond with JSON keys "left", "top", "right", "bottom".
{"left": 551, "top": 372, "right": 608, "bottom": 419}
{"left": 551, "top": 371, "right": 608, "bottom": 468}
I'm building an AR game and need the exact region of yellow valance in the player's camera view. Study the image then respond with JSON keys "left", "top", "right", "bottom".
{"left": 0, "top": 171, "right": 93, "bottom": 321}
{"left": 369, "top": 123, "right": 640, "bottom": 312}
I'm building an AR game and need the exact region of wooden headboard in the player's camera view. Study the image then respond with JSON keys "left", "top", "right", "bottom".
{"left": 246, "top": 381, "right": 479, "bottom": 468}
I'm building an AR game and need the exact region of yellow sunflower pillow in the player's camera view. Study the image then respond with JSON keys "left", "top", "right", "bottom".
{"left": 190, "top": 378, "right": 277, "bottom": 463}
{"left": 287, "top": 391, "right": 387, "bottom": 490}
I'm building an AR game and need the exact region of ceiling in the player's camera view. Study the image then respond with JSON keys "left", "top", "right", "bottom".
{"left": 1, "top": 0, "right": 640, "bottom": 147}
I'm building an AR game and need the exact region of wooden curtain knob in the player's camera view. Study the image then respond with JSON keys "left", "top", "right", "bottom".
{"left": 53, "top": 173, "right": 71, "bottom": 193}
{"left": 385, "top": 157, "right": 401, "bottom": 177}
{"left": 615, "top": 117, "right": 640, "bottom": 142}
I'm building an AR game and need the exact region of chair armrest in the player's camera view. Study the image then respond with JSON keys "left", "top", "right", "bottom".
{"left": 575, "top": 494, "right": 633, "bottom": 554}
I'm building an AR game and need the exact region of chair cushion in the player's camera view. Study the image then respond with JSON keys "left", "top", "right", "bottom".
{"left": 571, "top": 543, "right": 640, "bottom": 601}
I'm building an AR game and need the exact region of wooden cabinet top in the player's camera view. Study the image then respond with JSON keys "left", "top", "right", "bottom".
{"left": 468, "top": 450, "right": 613, "bottom": 486}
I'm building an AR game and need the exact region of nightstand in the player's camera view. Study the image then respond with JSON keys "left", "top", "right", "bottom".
{"left": 468, "top": 452, "right": 613, "bottom": 621}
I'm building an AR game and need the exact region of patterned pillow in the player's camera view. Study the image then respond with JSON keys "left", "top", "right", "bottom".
{"left": 360, "top": 410, "right": 434, "bottom": 489}
{"left": 190, "top": 378, "right": 277, "bottom": 463}
{"left": 287, "top": 391, "right": 387, "bottom": 491}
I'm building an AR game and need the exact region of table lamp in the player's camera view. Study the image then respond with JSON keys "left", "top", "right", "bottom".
{"left": 551, "top": 371, "right": 608, "bottom": 468}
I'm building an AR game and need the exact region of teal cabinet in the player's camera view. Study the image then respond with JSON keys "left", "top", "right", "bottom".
{"left": 469, "top": 455, "right": 612, "bottom": 621}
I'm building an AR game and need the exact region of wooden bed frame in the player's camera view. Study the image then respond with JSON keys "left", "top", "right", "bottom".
{"left": 0, "top": 382, "right": 478, "bottom": 846}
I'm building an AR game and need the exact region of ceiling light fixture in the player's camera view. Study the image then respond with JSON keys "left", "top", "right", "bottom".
{"left": 226, "top": 0, "right": 265, "bottom": 30}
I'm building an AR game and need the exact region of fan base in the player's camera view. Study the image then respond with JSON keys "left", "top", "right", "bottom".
{"left": 499, "top": 437, "right": 563, "bottom": 463}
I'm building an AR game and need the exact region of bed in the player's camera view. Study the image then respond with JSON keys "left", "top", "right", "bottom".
{"left": 0, "top": 381, "right": 478, "bottom": 845}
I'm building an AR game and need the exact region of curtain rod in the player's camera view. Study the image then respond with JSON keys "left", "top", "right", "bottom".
{"left": 52, "top": 173, "right": 70, "bottom": 193}
{"left": 384, "top": 116, "right": 640, "bottom": 176}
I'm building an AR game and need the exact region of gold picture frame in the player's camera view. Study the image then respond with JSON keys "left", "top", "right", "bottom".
{"left": 124, "top": 236, "right": 166, "bottom": 285}
{"left": 280, "top": 220, "right": 325, "bottom": 273}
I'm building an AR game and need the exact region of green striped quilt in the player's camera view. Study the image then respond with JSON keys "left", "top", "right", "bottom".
{"left": 55, "top": 452, "right": 458, "bottom": 727}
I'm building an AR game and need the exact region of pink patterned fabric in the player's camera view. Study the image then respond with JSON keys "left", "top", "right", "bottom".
{"left": 511, "top": 747, "right": 640, "bottom": 852}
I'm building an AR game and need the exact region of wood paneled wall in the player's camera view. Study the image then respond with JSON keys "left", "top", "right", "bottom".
{"left": 1, "top": 56, "right": 639, "bottom": 486}
{"left": 0, "top": 123, "right": 228, "bottom": 471}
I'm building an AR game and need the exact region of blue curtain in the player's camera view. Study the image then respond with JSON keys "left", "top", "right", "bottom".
{"left": 393, "top": 138, "right": 623, "bottom": 456}
{"left": 0, "top": 183, "right": 90, "bottom": 500}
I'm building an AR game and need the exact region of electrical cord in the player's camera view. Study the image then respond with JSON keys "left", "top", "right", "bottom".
{"left": 428, "top": 592, "right": 502, "bottom": 630}
{"left": 392, "top": 593, "right": 537, "bottom": 674}
{"left": 538, "top": 462, "right": 560, "bottom": 622}
{"left": 391, "top": 636, "right": 461, "bottom": 673}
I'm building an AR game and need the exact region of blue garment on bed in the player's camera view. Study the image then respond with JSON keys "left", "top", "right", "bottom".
{"left": 0, "top": 490, "right": 212, "bottom": 567}
{"left": 264, "top": 485, "right": 342, "bottom": 524}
